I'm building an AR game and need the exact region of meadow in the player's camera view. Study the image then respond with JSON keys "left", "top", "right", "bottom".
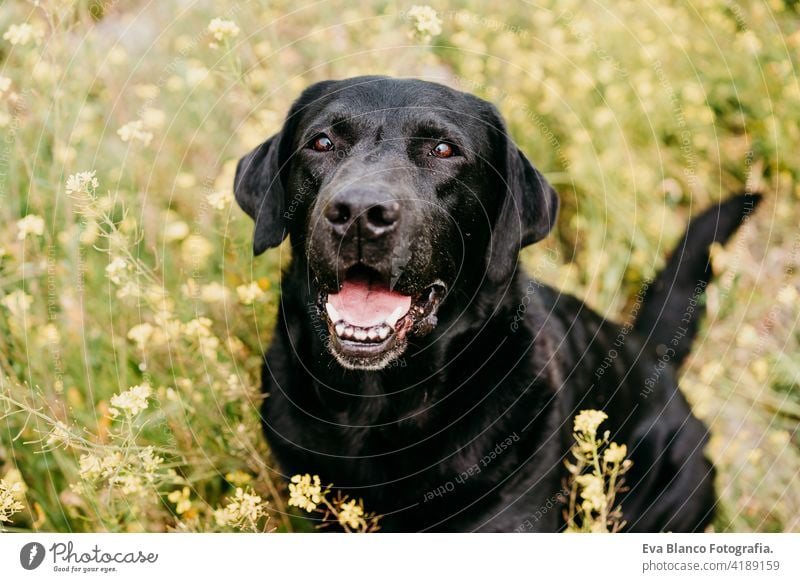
{"left": 0, "top": 0, "right": 798, "bottom": 532}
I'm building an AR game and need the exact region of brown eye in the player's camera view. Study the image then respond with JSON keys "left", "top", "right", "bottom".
{"left": 311, "top": 134, "right": 334, "bottom": 152}
{"left": 431, "top": 142, "right": 455, "bottom": 158}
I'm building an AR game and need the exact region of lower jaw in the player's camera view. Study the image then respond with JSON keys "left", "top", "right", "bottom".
{"left": 326, "top": 333, "right": 408, "bottom": 371}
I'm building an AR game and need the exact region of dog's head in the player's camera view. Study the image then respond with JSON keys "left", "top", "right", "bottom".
{"left": 235, "top": 76, "right": 558, "bottom": 370}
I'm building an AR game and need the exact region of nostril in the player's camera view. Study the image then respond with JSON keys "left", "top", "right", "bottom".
{"left": 367, "top": 202, "right": 400, "bottom": 228}
{"left": 325, "top": 202, "right": 351, "bottom": 225}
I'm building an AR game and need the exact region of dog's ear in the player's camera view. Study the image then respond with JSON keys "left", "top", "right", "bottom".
{"left": 234, "top": 133, "right": 286, "bottom": 255}
{"left": 234, "top": 81, "right": 334, "bottom": 255}
{"left": 484, "top": 104, "right": 559, "bottom": 283}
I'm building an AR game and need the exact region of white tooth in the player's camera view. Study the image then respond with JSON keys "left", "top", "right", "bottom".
{"left": 334, "top": 322, "right": 345, "bottom": 336}
{"left": 343, "top": 326, "right": 354, "bottom": 338}
{"left": 378, "top": 326, "right": 390, "bottom": 340}
{"left": 367, "top": 328, "right": 378, "bottom": 340}
{"left": 385, "top": 306, "right": 407, "bottom": 328}
{"left": 354, "top": 328, "right": 367, "bottom": 341}
{"left": 325, "top": 302, "right": 340, "bottom": 322}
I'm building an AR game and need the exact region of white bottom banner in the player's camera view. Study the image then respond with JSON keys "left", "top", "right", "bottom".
{"left": 1, "top": 533, "right": 798, "bottom": 581}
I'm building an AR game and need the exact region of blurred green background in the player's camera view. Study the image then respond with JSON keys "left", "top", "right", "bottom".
{"left": 0, "top": 0, "right": 798, "bottom": 532}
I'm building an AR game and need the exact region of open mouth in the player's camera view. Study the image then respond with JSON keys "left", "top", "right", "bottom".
{"left": 319, "top": 265, "right": 446, "bottom": 369}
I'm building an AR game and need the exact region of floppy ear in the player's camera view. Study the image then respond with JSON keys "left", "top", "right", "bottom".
{"left": 234, "top": 133, "right": 287, "bottom": 255}
{"left": 485, "top": 107, "right": 559, "bottom": 283}
{"left": 234, "top": 80, "right": 334, "bottom": 255}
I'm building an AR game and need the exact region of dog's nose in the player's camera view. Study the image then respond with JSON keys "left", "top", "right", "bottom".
{"left": 324, "top": 189, "right": 400, "bottom": 239}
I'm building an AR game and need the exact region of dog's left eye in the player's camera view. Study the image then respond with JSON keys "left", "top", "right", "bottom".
{"left": 310, "top": 134, "right": 334, "bottom": 152}
{"left": 430, "top": 142, "right": 458, "bottom": 158}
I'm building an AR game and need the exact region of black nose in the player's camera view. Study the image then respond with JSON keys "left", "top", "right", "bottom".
{"left": 324, "top": 189, "right": 400, "bottom": 239}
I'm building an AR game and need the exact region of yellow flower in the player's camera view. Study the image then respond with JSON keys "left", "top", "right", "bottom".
{"left": 109, "top": 383, "right": 152, "bottom": 417}
{"left": 407, "top": 5, "right": 442, "bottom": 42}
{"left": 603, "top": 442, "right": 627, "bottom": 465}
{"left": 1, "top": 290, "right": 33, "bottom": 318}
{"left": 777, "top": 285, "right": 798, "bottom": 307}
{"left": 214, "top": 487, "right": 267, "bottom": 529}
{"left": 225, "top": 471, "right": 253, "bottom": 487}
{"left": 337, "top": 499, "right": 365, "bottom": 530}
{"left": 163, "top": 218, "right": 190, "bottom": 243}
{"left": 0, "top": 76, "right": 11, "bottom": 93}
{"left": 207, "top": 190, "right": 233, "bottom": 210}
{"left": 185, "top": 64, "right": 210, "bottom": 87}
{"left": 200, "top": 282, "right": 229, "bottom": 304}
{"left": 100, "top": 452, "right": 123, "bottom": 477}
{"left": 573, "top": 409, "right": 608, "bottom": 437}
{"left": 105, "top": 256, "right": 129, "bottom": 285}
{"left": 575, "top": 474, "right": 606, "bottom": 512}
{"left": 288, "top": 474, "right": 323, "bottom": 512}
{"left": 736, "top": 324, "right": 760, "bottom": 348}
{"left": 16, "top": 214, "right": 45, "bottom": 240}
{"left": 0, "top": 477, "right": 25, "bottom": 525}
{"left": 3, "top": 23, "right": 42, "bottom": 46}
{"left": 183, "top": 317, "right": 214, "bottom": 338}
{"left": 78, "top": 454, "right": 102, "bottom": 480}
{"left": 237, "top": 282, "right": 265, "bottom": 305}
{"left": 65, "top": 171, "right": 99, "bottom": 197}
{"left": 181, "top": 234, "right": 214, "bottom": 264}
{"left": 117, "top": 119, "right": 153, "bottom": 146}
{"left": 168, "top": 487, "right": 192, "bottom": 515}
{"left": 141, "top": 107, "right": 166, "bottom": 129}
{"left": 208, "top": 18, "right": 240, "bottom": 46}
{"left": 127, "top": 323, "right": 155, "bottom": 350}
{"left": 139, "top": 446, "right": 164, "bottom": 476}
{"left": 109, "top": 473, "right": 144, "bottom": 495}
{"left": 751, "top": 358, "right": 769, "bottom": 384}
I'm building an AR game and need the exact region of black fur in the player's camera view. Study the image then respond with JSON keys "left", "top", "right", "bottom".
{"left": 234, "top": 76, "right": 760, "bottom": 532}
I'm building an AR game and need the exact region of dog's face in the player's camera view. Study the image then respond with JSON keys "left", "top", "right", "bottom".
{"left": 235, "top": 76, "right": 558, "bottom": 370}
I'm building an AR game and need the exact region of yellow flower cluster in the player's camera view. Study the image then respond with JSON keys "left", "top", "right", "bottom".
{"left": 0, "top": 477, "right": 25, "bottom": 527}
{"left": 573, "top": 409, "right": 608, "bottom": 436}
{"left": 183, "top": 317, "right": 221, "bottom": 359}
{"left": 214, "top": 487, "right": 268, "bottom": 530}
{"left": 337, "top": 499, "right": 366, "bottom": 530}
{"left": 287, "top": 474, "right": 379, "bottom": 532}
{"left": 109, "top": 383, "right": 152, "bottom": 417}
{"left": 603, "top": 442, "right": 627, "bottom": 465}
{"left": 77, "top": 446, "right": 164, "bottom": 501}
{"left": 3, "top": 23, "right": 42, "bottom": 46}
{"left": 117, "top": 120, "right": 153, "bottom": 146}
{"left": 574, "top": 474, "right": 606, "bottom": 514}
{"left": 105, "top": 257, "right": 130, "bottom": 285}
{"left": 65, "top": 171, "right": 99, "bottom": 197}
{"left": 236, "top": 282, "right": 266, "bottom": 305}
{"left": 168, "top": 487, "right": 192, "bottom": 515}
{"left": 288, "top": 473, "right": 323, "bottom": 512}
{"left": 208, "top": 18, "right": 240, "bottom": 43}
{"left": 16, "top": 214, "right": 45, "bottom": 240}
{"left": 1, "top": 290, "right": 33, "bottom": 319}
{"left": 407, "top": 5, "right": 442, "bottom": 42}
{"left": 565, "top": 409, "right": 631, "bottom": 533}
{"left": 206, "top": 190, "right": 234, "bottom": 210}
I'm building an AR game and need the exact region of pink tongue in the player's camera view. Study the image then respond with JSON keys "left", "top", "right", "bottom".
{"left": 328, "top": 278, "right": 412, "bottom": 328}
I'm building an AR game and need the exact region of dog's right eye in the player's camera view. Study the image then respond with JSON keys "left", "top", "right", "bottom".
{"left": 309, "top": 134, "right": 334, "bottom": 152}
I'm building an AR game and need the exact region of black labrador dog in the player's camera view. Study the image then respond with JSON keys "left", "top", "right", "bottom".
{"left": 234, "top": 76, "right": 759, "bottom": 532}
